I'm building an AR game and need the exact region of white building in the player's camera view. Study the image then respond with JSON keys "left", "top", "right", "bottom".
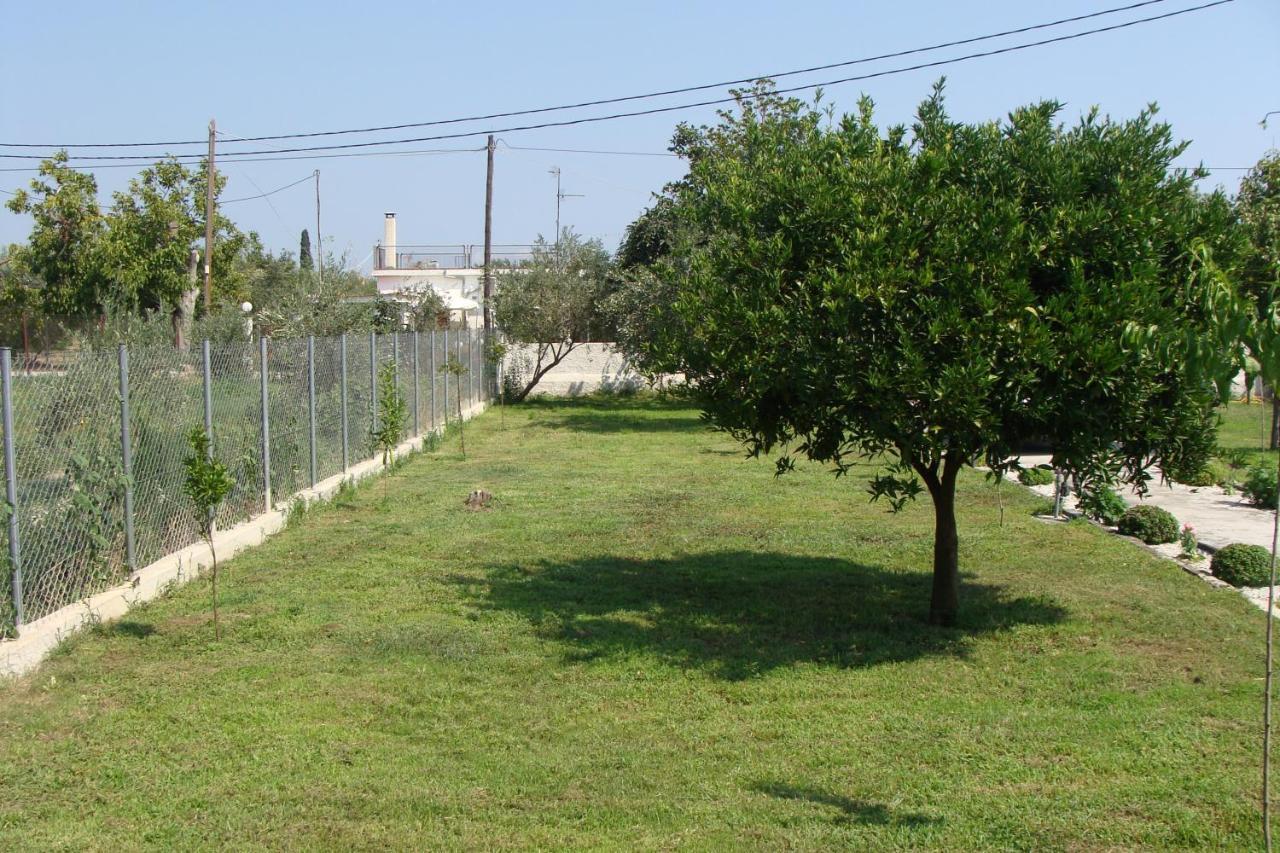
{"left": 371, "top": 213, "right": 531, "bottom": 329}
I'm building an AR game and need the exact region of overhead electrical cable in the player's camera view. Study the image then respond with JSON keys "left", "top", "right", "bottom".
{"left": 497, "top": 142, "right": 677, "bottom": 157}
{"left": 0, "top": 0, "right": 1204, "bottom": 153}
{"left": 0, "top": 146, "right": 485, "bottom": 173}
{"left": 0, "top": 0, "right": 1235, "bottom": 163}
{"left": 220, "top": 173, "right": 318, "bottom": 204}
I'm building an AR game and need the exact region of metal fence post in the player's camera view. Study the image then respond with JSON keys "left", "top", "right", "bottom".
{"left": 340, "top": 334, "right": 349, "bottom": 472}
{"left": 117, "top": 345, "right": 137, "bottom": 575}
{"left": 201, "top": 339, "right": 215, "bottom": 532}
{"left": 393, "top": 331, "right": 400, "bottom": 397}
{"left": 442, "top": 328, "right": 449, "bottom": 424}
{"left": 201, "top": 340, "right": 214, "bottom": 450}
{"left": 259, "top": 336, "right": 272, "bottom": 511}
{"left": 456, "top": 330, "right": 463, "bottom": 416}
{"left": 1, "top": 349, "right": 23, "bottom": 628}
{"left": 412, "top": 330, "right": 421, "bottom": 437}
{"left": 370, "top": 329, "right": 378, "bottom": 434}
{"left": 466, "top": 328, "right": 474, "bottom": 411}
{"left": 307, "top": 335, "right": 317, "bottom": 488}
{"left": 430, "top": 329, "right": 437, "bottom": 431}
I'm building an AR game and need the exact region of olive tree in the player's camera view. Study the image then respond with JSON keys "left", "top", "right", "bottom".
{"left": 493, "top": 231, "right": 610, "bottom": 401}
{"left": 656, "top": 82, "right": 1240, "bottom": 625}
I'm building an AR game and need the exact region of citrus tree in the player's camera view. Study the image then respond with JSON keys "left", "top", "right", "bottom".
{"left": 653, "top": 82, "right": 1241, "bottom": 625}
{"left": 182, "top": 427, "right": 235, "bottom": 638}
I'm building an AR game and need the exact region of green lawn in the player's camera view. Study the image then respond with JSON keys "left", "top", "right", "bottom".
{"left": 0, "top": 397, "right": 1268, "bottom": 849}
{"left": 1218, "top": 398, "right": 1277, "bottom": 469}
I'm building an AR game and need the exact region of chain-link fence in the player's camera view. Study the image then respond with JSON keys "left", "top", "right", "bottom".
{"left": 0, "top": 328, "right": 493, "bottom": 637}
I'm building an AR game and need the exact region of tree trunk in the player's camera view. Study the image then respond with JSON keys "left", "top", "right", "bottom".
{"left": 1271, "top": 396, "right": 1279, "bottom": 451}
{"left": 912, "top": 456, "right": 962, "bottom": 627}
{"left": 173, "top": 248, "right": 200, "bottom": 352}
{"left": 512, "top": 342, "right": 575, "bottom": 402}
{"left": 929, "top": 472, "right": 960, "bottom": 627}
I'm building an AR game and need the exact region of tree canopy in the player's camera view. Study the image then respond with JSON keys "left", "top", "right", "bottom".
{"left": 2, "top": 153, "right": 384, "bottom": 346}
{"left": 494, "top": 230, "right": 611, "bottom": 401}
{"left": 644, "top": 81, "right": 1242, "bottom": 624}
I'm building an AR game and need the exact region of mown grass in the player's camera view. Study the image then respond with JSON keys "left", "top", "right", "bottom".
{"left": 1218, "top": 398, "right": 1277, "bottom": 469}
{"left": 0, "top": 396, "right": 1268, "bottom": 849}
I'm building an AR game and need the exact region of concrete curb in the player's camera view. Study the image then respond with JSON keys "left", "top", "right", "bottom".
{"left": 0, "top": 401, "right": 487, "bottom": 678}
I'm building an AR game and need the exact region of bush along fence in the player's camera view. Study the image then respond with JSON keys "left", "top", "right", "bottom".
{"left": 0, "top": 328, "right": 492, "bottom": 639}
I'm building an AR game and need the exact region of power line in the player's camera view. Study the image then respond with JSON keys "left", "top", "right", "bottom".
{"left": 498, "top": 142, "right": 677, "bottom": 157}
{"left": 0, "top": 145, "right": 484, "bottom": 174}
{"left": 0, "top": 0, "right": 1199, "bottom": 153}
{"left": 0, "top": 0, "right": 1236, "bottom": 163}
{"left": 220, "top": 173, "right": 316, "bottom": 204}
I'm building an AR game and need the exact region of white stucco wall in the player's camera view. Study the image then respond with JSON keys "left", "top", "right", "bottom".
{"left": 502, "top": 343, "right": 658, "bottom": 396}
{"left": 373, "top": 269, "right": 486, "bottom": 328}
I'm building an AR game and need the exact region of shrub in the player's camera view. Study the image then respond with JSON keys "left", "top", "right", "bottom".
{"left": 1218, "top": 446, "right": 1253, "bottom": 473}
{"left": 1211, "top": 543, "right": 1274, "bottom": 587}
{"left": 1078, "top": 485, "right": 1127, "bottom": 526}
{"left": 1017, "top": 467, "right": 1054, "bottom": 487}
{"left": 1243, "top": 464, "right": 1279, "bottom": 509}
{"left": 1116, "top": 504, "right": 1179, "bottom": 544}
{"left": 1179, "top": 524, "right": 1201, "bottom": 561}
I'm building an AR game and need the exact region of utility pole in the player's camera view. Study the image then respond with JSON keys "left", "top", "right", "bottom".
{"left": 203, "top": 119, "right": 216, "bottom": 311}
{"left": 483, "top": 135, "right": 494, "bottom": 332}
{"left": 314, "top": 170, "right": 322, "bottom": 285}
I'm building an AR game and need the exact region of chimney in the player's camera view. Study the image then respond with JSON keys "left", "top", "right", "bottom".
{"left": 383, "top": 213, "right": 398, "bottom": 269}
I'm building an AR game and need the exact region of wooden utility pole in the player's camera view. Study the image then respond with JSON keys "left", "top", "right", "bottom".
{"left": 203, "top": 119, "right": 216, "bottom": 311}
{"left": 483, "top": 135, "right": 495, "bottom": 331}
{"left": 314, "top": 170, "right": 322, "bottom": 285}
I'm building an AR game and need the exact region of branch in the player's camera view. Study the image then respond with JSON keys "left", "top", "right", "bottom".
{"left": 513, "top": 339, "right": 578, "bottom": 402}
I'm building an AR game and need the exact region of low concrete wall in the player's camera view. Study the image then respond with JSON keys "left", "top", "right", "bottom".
{"left": 502, "top": 343, "right": 677, "bottom": 396}
{"left": 0, "top": 399, "right": 487, "bottom": 678}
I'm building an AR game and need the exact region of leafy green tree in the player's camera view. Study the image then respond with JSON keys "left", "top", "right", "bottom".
{"left": 4, "top": 152, "right": 107, "bottom": 317}
{"left": 1240, "top": 151, "right": 1280, "bottom": 298}
{"left": 601, "top": 266, "right": 685, "bottom": 382}
{"left": 249, "top": 245, "right": 382, "bottom": 337}
{"left": 617, "top": 196, "right": 685, "bottom": 270}
{"left": 183, "top": 427, "right": 235, "bottom": 639}
{"left": 493, "top": 230, "right": 610, "bottom": 401}
{"left": 6, "top": 153, "right": 249, "bottom": 325}
{"left": 439, "top": 355, "right": 470, "bottom": 456}
{"left": 1237, "top": 151, "right": 1280, "bottom": 443}
{"left": 98, "top": 158, "right": 204, "bottom": 314}
{"left": 657, "top": 82, "right": 1240, "bottom": 625}
{"left": 299, "top": 229, "right": 313, "bottom": 271}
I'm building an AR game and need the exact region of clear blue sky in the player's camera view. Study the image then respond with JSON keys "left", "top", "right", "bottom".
{"left": 1, "top": 0, "right": 1276, "bottom": 270}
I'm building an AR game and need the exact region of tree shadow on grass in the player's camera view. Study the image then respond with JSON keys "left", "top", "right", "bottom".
{"left": 93, "top": 620, "right": 157, "bottom": 639}
{"left": 751, "top": 781, "right": 941, "bottom": 828}
{"left": 471, "top": 551, "right": 1065, "bottom": 680}
{"left": 515, "top": 395, "right": 706, "bottom": 434}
